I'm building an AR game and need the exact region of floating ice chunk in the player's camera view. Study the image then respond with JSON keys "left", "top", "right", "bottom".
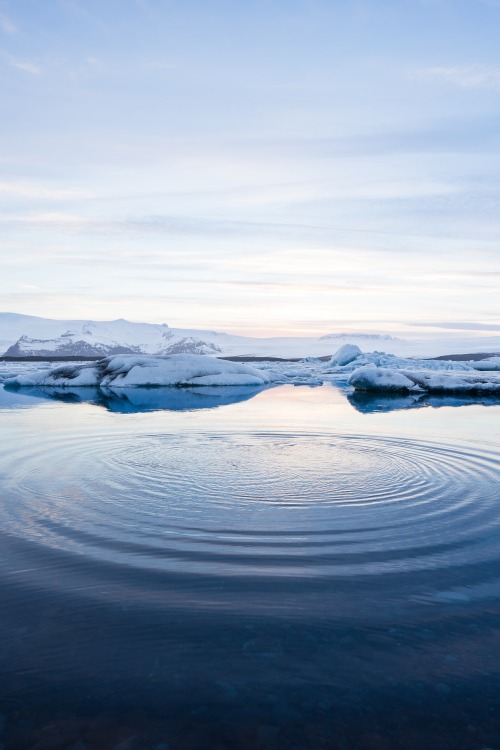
{"left": 348, "top": 365, "right": 500, "bottom": 394}
{"left": 329, "top": 344, "right": 363, "bottom": 366}
{"left": 5, "top": 354, "right": 271, "bottom": 388}
{"left": 348, "top": 366, "right": 423, "bottom": 392}
{"left": 7, "top": 364, "right": 101, "bottom": 387}
{"left": 471, "top": 356, "right": 500, "bottom": 371}
{"left": 407, "top": 371, "right": 500, "bottom": 393}
{"left": 327, "top": 347, "right": 475, "bottom": 373}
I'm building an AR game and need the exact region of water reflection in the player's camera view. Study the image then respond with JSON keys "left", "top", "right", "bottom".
{"left": 4, "top": 381, "right": 500, "bottom": 416}
{"left": 2, "top": 383, "right": 269, "bottom": 412}
{"left": 348, "top": 390, "right": 500, "bottom": 413}
{"left": 1, "top": 384, "right": 500, "bottom": 748}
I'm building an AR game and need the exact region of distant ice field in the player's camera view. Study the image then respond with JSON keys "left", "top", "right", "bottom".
{"left": 3, "top": 347, "right": 500, "bottom": 394}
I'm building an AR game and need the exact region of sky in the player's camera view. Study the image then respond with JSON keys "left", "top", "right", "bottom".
{"left": 0, "top": 0, "right": 499, "bottom": 337}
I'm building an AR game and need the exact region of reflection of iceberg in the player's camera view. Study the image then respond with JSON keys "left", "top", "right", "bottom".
{"left": 100, "top": 385, "right": 267, "bottom": 413}
{"left": 348, "top": 390, "right": 500, "bottom": 414}
{"left": 0, "top": 384, "right": 47, "bottom": 409}
{"left": 3, "top": 384, "right": 268, "bottom": 413}
{"left": 348, "top": 392, "right": 425, "bottom": 413}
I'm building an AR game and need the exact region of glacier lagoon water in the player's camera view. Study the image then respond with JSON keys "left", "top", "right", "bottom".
{"left": 0, "top": 382, "right": 499, "bottom": 749}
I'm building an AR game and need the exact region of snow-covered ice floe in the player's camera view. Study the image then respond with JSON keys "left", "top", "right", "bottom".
{"left": 3, "top": 346, "right": 500, "bottom": 395}
{"left": 0, "top": 360, "right": 57, "bottom": 384}
{"left": 329, "top": 344, "right": 364, "bottom": 367}
{"left": 348, "top": 365, "right": 500, "bottom": 394}
{"left": 325, "top": 344, "right": 500, "bottom": 395}
{"left": 4, "top": 354, "right": 271, "bottom": 388}
{"left": 471, "top": 356, "right": 500, "bottom": 371}
{"left": 327, "top": 344, "right": 475, "bottom": 373}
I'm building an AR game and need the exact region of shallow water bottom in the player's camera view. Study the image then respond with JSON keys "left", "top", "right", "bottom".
{"left": 1, "top": 626, "right": 500, "bottom": 749}
{"left": 0, "top": 383, "right": 499, "bottom": 749}
{"left": 2, "top": 596, "right": 500, "bottom": 749}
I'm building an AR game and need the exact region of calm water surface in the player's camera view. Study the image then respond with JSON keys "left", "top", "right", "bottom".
{"left": 0, "top": 382, "right": 499, "bottom": 749}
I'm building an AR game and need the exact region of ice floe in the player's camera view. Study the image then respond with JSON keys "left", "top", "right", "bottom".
{"left": 3, "top": 346, "right": 500, "bottom": 395}
{"left": 4, "top": 354, "right": 271, "bottom": 388}
{"left": 348, "top": 365, "right": 500, "bottom": 394}
{"left": 326, "top": 344, "right": 500, "bottom": 394}
{"left": 327, "top": 346, "right": 474, "bottom": 373}
{"left": 329, "top": 344, "right": 363, "bottom": 366}
{"left": 470, "top": 356, "right": 500, "bottom": 371}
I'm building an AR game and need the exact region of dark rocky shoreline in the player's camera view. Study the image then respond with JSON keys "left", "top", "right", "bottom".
{"left": 1, "top": 352, "right": 499, "bottom": 364}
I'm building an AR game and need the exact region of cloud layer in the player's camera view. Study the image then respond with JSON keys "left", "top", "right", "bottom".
{"left": 0, "top": 0, "right": 499, "bottom": 335}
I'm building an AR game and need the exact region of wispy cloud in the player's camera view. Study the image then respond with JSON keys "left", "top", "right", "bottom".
{"left": 0, "top": 182, "right": 90, "bottom": 199}
{"left": 407, "top": 321, "right": 500, "bottom": 331}
{"left": 5, "top": 55, "right": 41, "bottom": 75}
{"left": 0, "top": 211, "right": 319, "bottom": 237}
{"left": 411, "top": 64, "right": 500, "bottom": 90}
{"left": 0, "top": 13, "right": 17, "bottom": 34}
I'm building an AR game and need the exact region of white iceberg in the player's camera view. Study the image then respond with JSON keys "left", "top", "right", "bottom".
{"left": 348, "top": 365, "right": 500, "bottom": 394}
{"left": 328, "top": 349, "right": 475, "bottom": 373}
{"left": 4, "top": 354, "right": 271, "bottom": 389}
{"left": 329, "top": 344, "right": 363, "bottom": 366}
{"left": 347, "top": 366, "right": 421, "bottom": 392}
{"left": 470, "top": 356, "right": 500, "bottom": 371}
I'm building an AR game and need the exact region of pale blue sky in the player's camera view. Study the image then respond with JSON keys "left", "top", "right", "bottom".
{"left": 1, "top": 0, "right": 499, "bottom": 335}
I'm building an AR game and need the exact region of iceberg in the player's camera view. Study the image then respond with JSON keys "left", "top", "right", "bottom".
{"left": 470, "top": 356, "right": 500, "bottom": 371}
{"left": 328, "top": 346, "right": 475, "bottom": 373}
{"left": 348, "top": 365, "right": 500, "bottom": 394}
{"left": 4, "top": 354, "right": 271, "bottom": 389}
{"left": 328, "top": 345, "right": 500, "bottom": 397}
{"left": 329, "top": 344, "right": 363, "bottom": 366}
{"left": 347, "top": 366, "right": 421, "bottom": 392}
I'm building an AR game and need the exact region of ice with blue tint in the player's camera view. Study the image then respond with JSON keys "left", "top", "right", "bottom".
{"left": 348, "top": 364, "right": 500, "bottom": 394}
{"left": 4, "top": 353, "right": 270, "bottom": 388}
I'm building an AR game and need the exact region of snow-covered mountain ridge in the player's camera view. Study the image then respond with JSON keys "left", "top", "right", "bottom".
{"left": 1, "top": 313, "right": 500, "bottom": 359}
{"left": 0, "top": 314, "right": 230, "bottom": 358}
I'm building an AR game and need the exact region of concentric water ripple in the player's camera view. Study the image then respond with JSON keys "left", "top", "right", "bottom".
{"left": 1, "top": 427, "right": 499, "bottom": 580}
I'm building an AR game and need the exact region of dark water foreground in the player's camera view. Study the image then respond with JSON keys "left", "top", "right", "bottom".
{"left": 0, "top": 383, "right": 499, "bottom": 750}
